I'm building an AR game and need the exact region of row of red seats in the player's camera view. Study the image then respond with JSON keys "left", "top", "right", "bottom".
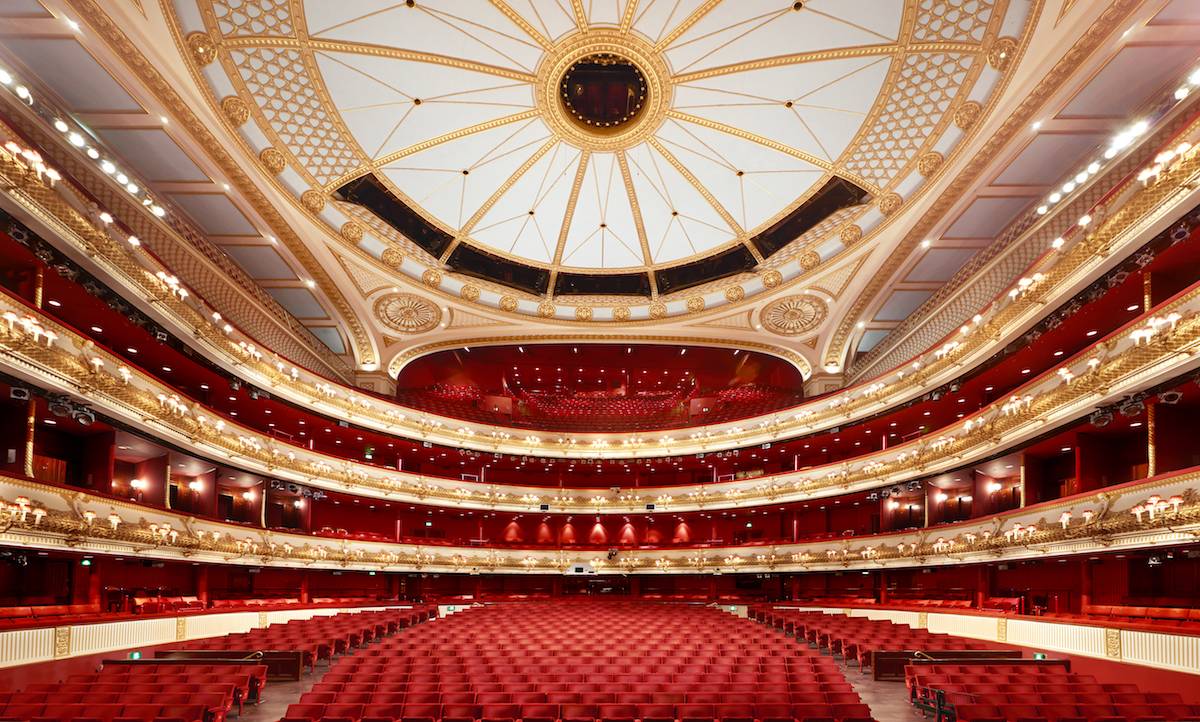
{"left": 81, "top": 662, "right": 265, "bottom": 708}
{"left": 905, "top": 664, "right": 1197, "bottom": 722}
{"left": 280, "top": 701, "right": 874, "bottom": 722}
{"left": 0, "top": 702, "right": 209, "bottom": 722}
{"left": 173, "top": 607, "right": 432, "bottom": 671}
{"left": 282, "top": 603, "right": 875, "bottom": 722}
{"left": 953, "top": 701, "right": 1200, "bottom": 722}
{"left": 298, "top": 693, "right": 862, "bottom": 706}
{"left": 133, "top": 597, "right": 204, "bottom": 614}
{"left": 751, "top": 609, "right": 990, "bottom": 669}
{"left": 0, "top": 604, "right": 100, "bottom": 628}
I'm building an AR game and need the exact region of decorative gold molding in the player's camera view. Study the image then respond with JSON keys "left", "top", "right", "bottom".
{"left": 1104, "top": 627, "right": 1122, "bottom": 659}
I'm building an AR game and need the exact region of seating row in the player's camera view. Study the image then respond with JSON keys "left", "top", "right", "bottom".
{"left": 280, "top": 701, "right": 876, "bottom": 722}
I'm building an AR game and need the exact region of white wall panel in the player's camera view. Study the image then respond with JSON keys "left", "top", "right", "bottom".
{"left": 1122, "top": 629, "right": 1200, "bottom": 675}
{"left": 928, "top": 612, "right": 998, "bottom": 641}
{"left": 70, "top": 618, "right": 177, "bottom": 657}
{"left": 183, "top": 612, "right": 258, "bottom": 641}
{"left": 1006, "top": 618, "right": 1107, "bottom": 657}
{"left": 0, "top": 627, "right": 55, "bottom": 667}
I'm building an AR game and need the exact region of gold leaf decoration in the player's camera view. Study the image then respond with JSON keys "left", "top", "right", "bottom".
{"left": 917, "top": 151, "right": 944, "bottom": 176}
{"left": 954, "top": 100, "right": 982, "bottom": 130}
{"left": 612, "top": 305, "right": 630, "bottom": 321}
{"left": 878, "top": 193, "right": 902, "bottom": 217}
{"left": 686, "top": 296, "right": 705, "bottom": 313}
{"left": 799, "top": 251, "right": 821, "bottom": 271}
{"left": 460, "top": 284, "right": 481, "bottom": 302}
{"left": 839, "top": 224, "right": 863, "bottom": 245}
{"left": 301, "top": 189, "right": 326, "bottom": 213}
{"left": 220, "top": 96, "right": 250, "bottom": 126}
{"left": 499, "top": 295, "right": 518, "bottom": 312}
{"left": 340, "top": 222, "right": 364, "bottom": 243}
{"left": 760, "top": 295, "right": 828, "bottom": 336}
{"left": 421, "top": 268, "right": 442, "bottom": 287}
{"left": 259, "top": 147, "right": 286, "bottom": 174}
{"left": 648, "top": 301, "right": 667, "bottom": 319}
{"left": 760, "top": 269, "right": 783, "bottom": 289}
{"left": 724, "top": 286, "right": 745, "bottom": 302}
{"left": 574, "top": 306, "right": 593, "bottom": 321}
{"left": 988, "top": 37, "right": 1018, "bottom": 71}
{"left": 186, "top": 32, "right": 217, "bottom": 66}
{"left": 374, "top": 293, "right": 442, "bottom": 334}
{"left": 537, "top": 301, "right": 556, "bottom": 318}
{"left": 381, "top": 248, "right": 404, "bottom": 270}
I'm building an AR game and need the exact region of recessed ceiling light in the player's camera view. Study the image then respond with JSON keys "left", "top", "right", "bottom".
{"left": 1126, "top": 304, "right": 1139, "bottom": 311}
{"left": 90, "top": 326, "right": 103, "bottom": 333}
{"left": 127, "top": 347, "right": 137, "bottom": 354}
{"left": 1086, "top": 330, "right": 1098, "bottom": 336}
{"left": 48, "top": 299, "right": 61, "bottom": 307}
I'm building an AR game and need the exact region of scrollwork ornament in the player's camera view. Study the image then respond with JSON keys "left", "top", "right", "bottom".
{"left": 499, "top": 295, "right": 518, "bottom": 312}
{"left": 686, "top": 296, "right": 705, "bottom": 313}
{"left": 799, "top": 251, "right": 821, "bottom": 271}
{"left": 760, "top": 269, "right": 783, "bottom": 289}
{"left": 648, "top": 301, "right": 667, "bottom": 319}
{"left": 537, "top": 301, "right": 556, "bottom": 318}
{"left": 611, "top": 305, "right": 630, "bottom": 321}
{"left": 724, "top": 286, "right": 745, "bottom": 302}
{"left": 460, "top": 284, "right": 481, "bottom": 302}
{"left": 574, "top": 306, "right": 593, "bottom": 321}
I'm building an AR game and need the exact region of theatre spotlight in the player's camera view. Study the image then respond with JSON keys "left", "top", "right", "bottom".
{"left": 1089, "top": 410, "right": 1113, "bottom": 427}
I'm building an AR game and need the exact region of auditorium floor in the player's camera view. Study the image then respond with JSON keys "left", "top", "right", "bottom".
{"left": 839, "top": 663, "right": 924, "bottom": 722}
{"left": 234, "top": 653, "right": 923, "bottom": 722}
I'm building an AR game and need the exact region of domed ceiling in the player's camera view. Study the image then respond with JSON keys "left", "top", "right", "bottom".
{"left": 182, "top": 0, "right": 1022, "bottom": 300}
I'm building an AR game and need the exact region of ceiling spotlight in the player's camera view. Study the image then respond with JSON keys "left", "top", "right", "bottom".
{"left": 1157, "top": 390, "right": 1183, "bottom": 405}
{"left": 1089, "top": 410, "right": 1113, "bottom": 428}
{"left": 1118, "top": 399, "right": 1145, "bottom": 417}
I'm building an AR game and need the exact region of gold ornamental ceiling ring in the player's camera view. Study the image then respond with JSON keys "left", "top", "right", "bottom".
{"left": 536, "top": 31, "right": 671, "bottom": 152}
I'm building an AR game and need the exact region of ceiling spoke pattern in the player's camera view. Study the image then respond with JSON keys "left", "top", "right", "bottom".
{"left": 197, "top": 0, "right": 1005, "bottom": 275}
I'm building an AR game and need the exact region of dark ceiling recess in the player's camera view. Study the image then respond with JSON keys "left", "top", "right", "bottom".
{"left": 446, "top": 243, "right": 551, "bottom": 296}
{"left": 554, "top": 271, "right": 652, "bottom": 296}
{"left": 333, "top": 174, "right": 454, "bottom": 259}
{"left": 336, "top": 171, "right": 870, "bottom": 297}
{"left": 751, "top": 176, "right": 871, "bottom": 259}
{"left": 654, "top": 245, "right": 757, "bottom": 296}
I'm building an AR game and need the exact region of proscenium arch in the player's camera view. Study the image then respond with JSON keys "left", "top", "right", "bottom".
{"left": 387, "top": 335, "right": 814, "bottom": 380}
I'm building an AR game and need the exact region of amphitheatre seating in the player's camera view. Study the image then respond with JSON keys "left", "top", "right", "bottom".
{"left": 750, "top": 609, "right": 989, "bottom": 670}
{"left": 176, "top": 608, "right": 432, "bottom": 672}
{"left": 908, "top": 663, "right": 1200, "bottom": 722}
{"left": 280, "top": 602, "right": 876, "bottom": 722}
{"left": 0, "top": 604, "right": 101, "bottom": 628}
{"left": 0, "top": 662, "right": 258, "bottom": 722}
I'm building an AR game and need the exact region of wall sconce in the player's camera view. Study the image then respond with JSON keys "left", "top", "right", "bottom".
{"left": 242, "top": 490, "right": 256, "bottom": 501}
{"left": 187, "top": 480, "right": 203, "bottom": 492}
